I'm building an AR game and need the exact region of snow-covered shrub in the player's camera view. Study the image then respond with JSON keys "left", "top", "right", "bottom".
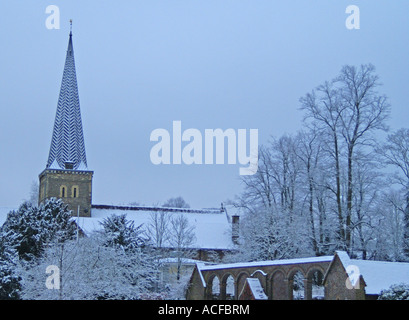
{"left": 378, "top": 283, "right": 409, "bottom": 300}
{"left": 1, "top": 198, "right": 76, "bottom": 261}
{"left": 99, "top": 213, "right": 147, "bottom": 251}
{"left": 0, "top": 236, "right": 21, "bottom": 299}
{"left": 19, "top": 233, "right": 163, "bottom": 300}
{"left": 0, "top": 198, "right": 77, "bottom": 299}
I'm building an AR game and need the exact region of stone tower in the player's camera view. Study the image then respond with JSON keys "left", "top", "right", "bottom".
{"left": 39, "top": 26, "right": 93, "bottom": 217}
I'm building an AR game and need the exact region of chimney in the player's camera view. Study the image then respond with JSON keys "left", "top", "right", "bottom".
{"left": 232, "top": 215, "right": 240, "bottom": 245}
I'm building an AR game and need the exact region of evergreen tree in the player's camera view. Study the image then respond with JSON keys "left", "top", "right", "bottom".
{"left": 0, "top": 235, "right": 21, "bottom": 300}
{"left": 99, "top": 214, "right": 160, "bottom": 297}
{"left": 99, "top": 214, "right": 146, "bottom": 251}
{"left": 1, "top": 198, "right": 76, "bottom": 261}
{"left": 378, "top": 283, "right": 409, "bottom": 300}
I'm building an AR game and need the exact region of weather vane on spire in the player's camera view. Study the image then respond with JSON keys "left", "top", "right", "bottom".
{"left": 70, "top": 19, "right": 73, "bottom": 33}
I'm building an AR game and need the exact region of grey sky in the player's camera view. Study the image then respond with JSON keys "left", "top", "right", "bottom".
{"left": 1, "top": 1, "right": 408, "bottom": 208}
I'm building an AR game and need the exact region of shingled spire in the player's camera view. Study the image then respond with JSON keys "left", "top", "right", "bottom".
{"left": 39, "top": 23, "right": 93, "bottom": 217}
{"left": 47, "top": 25, "right": 87, "bottom": 171}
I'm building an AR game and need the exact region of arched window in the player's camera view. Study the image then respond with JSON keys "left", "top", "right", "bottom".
{"left": 60, "top": 185, "right": 67, "bottom": 198}
{"left": 225, "top": 275, "right": 235, "bottom": 300}
{"left": 291, "top": 271, "right": 305, "bottom": 300}
{"left": 308, "top": 270, "right": 325, "bottom": 300}
{"left": 72, "top": 186, "right": 79, "bottom": 198}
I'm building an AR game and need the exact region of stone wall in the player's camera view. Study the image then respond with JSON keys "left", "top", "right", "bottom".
{"left": 39, "top": 169, "right": 93, "bottom": 217}
{"left": 323, "top": 255, "right": 366, "bottom": 300}
{"left": 186, "top": 258, "right": 332, "bottom": 300}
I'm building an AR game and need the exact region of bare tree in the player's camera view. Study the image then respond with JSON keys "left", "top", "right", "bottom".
{"left": 162, "top": 197, "right": 190, "bottom": 209}
{"left": 378, "top": 128, "right": 409, "bottom": 257}
{"left": 147, "top": 210, "right": 172, "bottom": 248}
{"left": 300, "top": 64, "right": 390, "bottom": 252}
{"left": 168, "top": 214, "right": 196, "bottom": 280}
{"left": 295, "top": 129, "right": 329, "bottom": 255}
{"left": 236, "top": 135, "right": 311, "bottom": 260}
{"left": 238, "top": 146, "right": 276, "bottom": 211}
{"left": 27, "top": 180, "right": 39, "bottom": 207}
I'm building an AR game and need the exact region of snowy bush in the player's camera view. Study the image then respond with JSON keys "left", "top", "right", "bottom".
{"left": 19, "top": 232, "right": 164, "bottom": 300}
{"left": 99, "top": 213, "right": 147, "bottom": 251}
{"left": 0, "top": 198, "right": 76, "bottom": 299}
{"left": 1, "top": 199, "right": 76, "bottom": 261}
{"left": 378, "top": 283, "right": 409, "bottom": 300}
{"left": 0, "top": 236, "right": 21, "bottom": 299}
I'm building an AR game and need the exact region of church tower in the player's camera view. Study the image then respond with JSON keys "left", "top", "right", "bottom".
{"left": 39, "top": 24, "right": 93, "bottom": 217}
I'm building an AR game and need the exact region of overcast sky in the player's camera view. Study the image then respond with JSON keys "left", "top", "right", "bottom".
{"left": 1, "top": 1, "right": 408, "bottom": 209}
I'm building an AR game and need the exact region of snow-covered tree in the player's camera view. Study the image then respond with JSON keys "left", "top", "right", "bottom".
{"left": 0, "top": 235, "right": 21, "bottom": 300}
{"left": 0, "top": 198, "right": 76, "bottom": 299}
{"left": 98, "top": 214, "right": 161, "bottom": 297}
{"left": 168, "top": 214, "right": 196, "bottom": 280}
{"left": 147, "top": 210, "right": 172, "bottom": 248}
{"left": 378, "top": 128, "right": 409, "bottom": 258}
{"left": 300, "top": 64, "right": 390, "bottom": 252}
{"left": 27, "top": 180, "right": 39, "bottom": 208}
{"left": 1, "top": 198, "right": 76, "bottom": 261}
{"left": 236, "top": 137, "right": 313, "bottom": 261}
{"left": 235, "top": 205, "right": 308, "bottom": 262}
{"left": 99, "top": 213, "right": 147, "bottom": 251}
{"left": 378, "top": 283, "right": 409, "bottom": 300}
{"left": 19, "top": 210, "right": 165, "bottom": 300}
{"left": 19, "top": 235, "right": 156, "bottom": 300}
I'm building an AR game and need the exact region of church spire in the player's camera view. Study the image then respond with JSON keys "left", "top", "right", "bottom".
{"left": 47, "top": 24, "right": 88, "bottom": 170}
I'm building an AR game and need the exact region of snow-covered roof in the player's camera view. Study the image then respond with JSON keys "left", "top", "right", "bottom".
{"left": 0, "top": 204, "right": 235, "bottom": 250}
{"left": 160, "top": 257, "right": 214, "bottom": 266}
{"left": 197, "top": 255, "right": 334, "bottom": 272}
{"left": 74, "top": 205, "right": 235, "bottom": 250}
{"left": 334, "top": 251, "right": 409, "bottom": 295}
{"left": 223, "top": 205, "right": 244, "bottom": 218}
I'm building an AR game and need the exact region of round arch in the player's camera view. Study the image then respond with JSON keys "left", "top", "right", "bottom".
{"left": 205, "top": 273, "right": 221, "bottom": 300}
{"left": 236, "top": 271, "right": 250, "bottom": 300}
{"left": 305, "top": 267, "right": 326, "bottom": 300}
{"left": 268, "top": 269, "right": 286, "bottom": 300}
{"left": 287, "top": 267, "right": 306, "bottom": 300}
{"left": 220, "top": 272, "right": 236, "bottom": 300}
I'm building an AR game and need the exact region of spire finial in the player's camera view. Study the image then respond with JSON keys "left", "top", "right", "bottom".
{"left": 70, "top": 19, "right": 73, "bottom": 34}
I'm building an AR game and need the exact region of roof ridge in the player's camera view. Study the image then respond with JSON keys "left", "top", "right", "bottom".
{"left": 91, "top": 204, "right": 223, "bottom": 214}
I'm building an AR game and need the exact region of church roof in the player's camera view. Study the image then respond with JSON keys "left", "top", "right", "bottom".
{"left": 0, "top": 204, "right": 236, "bottom": 250}
{"left": 46, "top": 29, "right": 88, "bottom": 171}
{"left": 74, "top": 204, "right": 236, "bottom": 250}
{"left": 329, "top": 251, "right": 409, "bottom": 295}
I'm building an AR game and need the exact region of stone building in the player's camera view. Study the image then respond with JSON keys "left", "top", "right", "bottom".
{"left": 186, "top": 251, "right": 409, "bottom": 300}
{"left": 38, "top": 27, "right": 93, "bottom": 217}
